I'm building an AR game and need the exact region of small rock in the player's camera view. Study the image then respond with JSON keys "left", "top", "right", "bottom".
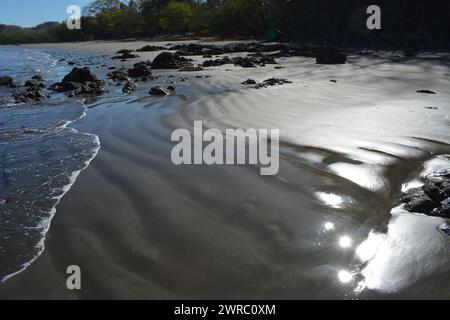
{"left": 24, "top": 79, "right": 45, "bottom": 89}
{"left": 116, "top": 49, "right": 134, "bottom": 55}
{"left": 31, "top": 74, "right": 44, "bottom": 81}
{"left": 122, "top": 81, "right": 138, "bottom": 94}
{"left": 242, "top": 79, "right": 257, "bottom": 85}
{"left": 0, "top": 76, "right": 13, "bottom": 86}
{"left": 255, "top": 78, "right": 292, "bottom": 89}
{"left": 136, "top": 45, "right": 167, "bottom": 52}
{"left": 13, "top": 89, "right": 47, "bottom": 103}
{"left": 150, "top": 86, "right": 174, "bottom": 96}
{"left": 441, "top": 223, "right": 450, "bottom": 236}
{"left": 179, "top": 66, "right": 204, "bottom": 72}
{"left": 128, "top": 61, "right": 153, "bottom": 80}
{"left": 417, "top": 90, "right": 436, "bottom": 94}
{"left": 108, "top": 68, "right": 129, "bottom": 82}
{"left": 112, "top": 53, "right": 139, "bottom": 60}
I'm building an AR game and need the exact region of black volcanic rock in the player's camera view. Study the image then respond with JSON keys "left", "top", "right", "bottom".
{"left": 13, "top": 88, "right": 47, "bottom": 103}
{"left": 108, "top": 68, "right": 129, "bottom": 82}
{"left": 116, "top": 49, "right": 134, "bottom": 54}
{"left": 24, "top": 79, "right": 46, "bottom": 89}
{"left": 401, "top": 170, "right": 450, "bottom": 218}
{"left": 179, "top": 66, "right": 204, "bottom": 72}
{"left": 50, "top": 67, "right": 106, "bottom": 96}
{"left": 31, "top": 74, "right": 44, "bottom": 81}
{"left": 151, "top": 52, "right": 191, "bottom": 69}
{"left": 417, "top": 90, "right": 436, "bottom": 94}
{"left": 202, "top": 55, "right": 276, "bottom": 68}
{"left": 254, "top": 78, "right": 292, "bottom": 89}
{"left": 0, "top": 76, "right": 13, "bottom": 86}
{"left": 112, "top": 52, "right": 139, "bottom": 60}
{"left": 62, "top": 67, "right": 98, "bottom": 83}
{"left": 122, "top": 81, "right": 138, "bottom": 94}
{"left": 128, "top": 61, "right": 154, "bottom": 80}
{"left": 149, "top": 85, "right": 175, "bottom": 96}
{"left": 137, "top": 45, "right": 167, "bottom": 52}
{"left": 242, "top": 79, "right": 257, "bottom": 85}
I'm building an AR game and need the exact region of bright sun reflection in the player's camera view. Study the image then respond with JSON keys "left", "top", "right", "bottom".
{"left": 339, "top": 236, "right": 352, "bottom": 248}
{"left": 317, "top": 192, "right": 343, "bottom": 208}
{"left": 324, "top": 222, "right": 335, "bottom": 231}
{"left": 338, "top": 270, "right": 353, "bottom": 284}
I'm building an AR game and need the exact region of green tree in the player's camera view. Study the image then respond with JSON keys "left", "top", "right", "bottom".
{"left": 157, "top": 2, "right": 193, "bottom": 34}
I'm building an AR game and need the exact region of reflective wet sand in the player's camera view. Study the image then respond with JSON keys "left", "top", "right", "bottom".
{"left": 1, "top": 43, "right": 449, "bottom": 299}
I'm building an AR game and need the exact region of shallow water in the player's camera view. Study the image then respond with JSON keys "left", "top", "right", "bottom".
{"left": 0, "top": 48, "right": 100, "bottom": 281}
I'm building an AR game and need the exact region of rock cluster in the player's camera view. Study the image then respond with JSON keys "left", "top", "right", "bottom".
{"left": 401, "top": 170, "right": 450, "bottom": 218}
{"left": 254, "top": 78, "right": 292, "bottom": 89}
{"left": 136, "top": 45, "right": 167, "bottom": 52}
{"left": 151, "top": 52, "right": 192, "bottom": 70}
{"left": 0, "top": 76, "right": 13, "bottom": 86}
{"left": 50, "top": 67, "right": 107, "bottom": 96}
{"left": 12, "top": 74, "right": 48, "bottom": 103}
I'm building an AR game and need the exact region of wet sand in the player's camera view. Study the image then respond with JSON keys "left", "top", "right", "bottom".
{"left": 1, "top": 41, "right": 450, "bottom": 299}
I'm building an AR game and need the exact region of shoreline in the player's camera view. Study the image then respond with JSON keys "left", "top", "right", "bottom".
{"left": 1, "top": 40, "right": 450, "bottom": 299}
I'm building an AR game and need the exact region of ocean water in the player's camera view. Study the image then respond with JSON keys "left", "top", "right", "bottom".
{"left": 0, "top": 47, "right": 100, "bottom": 281}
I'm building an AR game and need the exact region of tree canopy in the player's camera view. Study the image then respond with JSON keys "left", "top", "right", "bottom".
{"left": 0, "top": 0, "right": 448, "bottom": 48}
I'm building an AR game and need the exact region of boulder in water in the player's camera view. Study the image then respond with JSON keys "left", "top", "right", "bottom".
{"left": 0, "top": 76, "right": 13, "bottom": 86}
{"left": 62, "top": 67, "right": 98, "bottom": 83}
{"left": 50, "top": 67, "right": 106, "bottom": 96}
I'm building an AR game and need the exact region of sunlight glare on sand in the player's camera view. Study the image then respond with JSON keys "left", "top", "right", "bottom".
{"left": 329, "top": 163, "right": 385, "bottom": 191}
{"left": 339, "top": 236, "right": 352, "bottom": 249}
{"left": 338, "top": 270, "right": 354, "bottom": 284}
{"left": 324, "top": 222, "right": 335, "bottom": 231}
{"left": 317, "top": 192, "right": 343, "bottom": 208}
{"left": 357, "top": 207, "right": 450, "bottom": 293}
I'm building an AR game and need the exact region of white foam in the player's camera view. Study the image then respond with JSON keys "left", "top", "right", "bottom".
{"left": 1, "top": 106, "right": 101, "bottom": 283}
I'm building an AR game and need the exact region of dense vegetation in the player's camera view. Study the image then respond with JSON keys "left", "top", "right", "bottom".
{"left": 0, "top": 0, "right": 449, "bottom": 48}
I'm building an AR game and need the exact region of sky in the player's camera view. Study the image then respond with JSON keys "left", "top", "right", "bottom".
{"left": 0, "top": 0, "right": 92, "bottom": 27}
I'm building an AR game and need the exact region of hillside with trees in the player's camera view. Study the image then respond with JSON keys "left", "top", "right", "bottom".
{"left": 0, "top": 0, "right": 449, "bottom": 48}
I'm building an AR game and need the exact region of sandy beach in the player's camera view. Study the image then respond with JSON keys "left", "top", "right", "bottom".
{"left": 1, "top": 40, "right": 450, "bottom": 299}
